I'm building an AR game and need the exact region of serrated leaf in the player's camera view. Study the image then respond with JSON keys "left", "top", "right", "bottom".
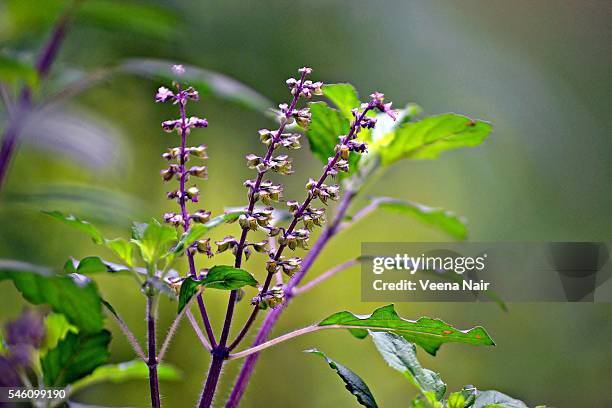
{"left": 40, "top": 314, "right": 78, "bottom": 355}
{"left": 120, "top": 58, "right": 272, "bottom": 112}
{"left": 472, "top": 391, "right": 528, "bottom": 408}
{"left": 44, "top": 211, "right": 104, "bottom": 245}
{"left": 177, "top": 266, "right": 257, "bottom": 313}
{"left": 381, "top": 114, "right": 492, "bottom": 165}
{"left": 0, "top": 54, "right": 39, "bottom": 88}
{"left": 171, "top": 211, "right": 243, "bottom": 255}
{"left": 318, "top": 304, "right": 494, "bottom": 355}
{"left": 323, "top": 83, "right": 360, "bottom": 120}
{"left": 41, "top": 330, "right": 111, "bottom": 387}
{"left": 70, "top": 359, "right": 181, "bottom": 393}
{"left": 373, "top": 197, "right": 468, "bottom": 240}
{"left": 0, "top": 261, "right": 105, "bottom": 333}
{"left": 305, "top": 348, "right": 378, "bottom": 408}
{"left": 370, "top": 332, "right": 446, "bottom": 401}
{"left": 131, "top": 220, "right": 177, "bottom": 265}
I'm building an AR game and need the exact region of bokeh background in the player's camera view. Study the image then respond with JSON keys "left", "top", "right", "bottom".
{"left": 1, "top": 0, "right": 611, "bottom": 406}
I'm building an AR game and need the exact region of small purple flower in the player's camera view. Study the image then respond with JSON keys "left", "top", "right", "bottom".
{"left": 187, "top": 116, "right": 209, "bottom": 128}
{"left": 369, "top": 91, "right": 397, "bottom": 120}
{"left": 172, "top": 64, "right": 186, "bottom": 75}
{"left": 155, "top": 87, "right": 175, "bottom": 103}
{"left": 162, "top": 119, "right": 181, "bottom": 132}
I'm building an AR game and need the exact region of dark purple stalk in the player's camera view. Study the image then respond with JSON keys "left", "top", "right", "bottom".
{"left": 227, "top": 108, "right": 371, "bottom": 353}
{"left": 0, "top": 2, "right": 78, "bottom": 192}
{"left": 196, "top": 71, "right": 309, "bottom": 407}
{"left": 177, "top": 95, "right": 217, "bottom": 347}
{"left": 225, "top": 189, "right": 356, "bottom": 407}
{"left": 147, "top": 295, "right": 161, "bottom": 408}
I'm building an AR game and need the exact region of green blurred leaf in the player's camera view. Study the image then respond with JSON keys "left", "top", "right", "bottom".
{"left": 0, "top": 54, "right": 39, "bottom": 88}
{"left": 472, "top": 391, "right": 528, "bottom": 408}
{"left": 40, "top": 313, "right": 78, "bottom": 355}
{"left": 172, "top": 211, "right": 243, "bottom": 255}
{"left": 372, "top": 197, "right": 468, "bottom": 240}
{"left": 69, "top": 256, "right": 129, "bottom": 275}
{"left": 323, "top": 83, "right": 360, "bottom": 120}
{"left": 3, "top": 184, "right": 143, "bottom": 227}
{"left": 41, "top": 330, "right": 111, "bottom": 387}
{"left": 43, "top": 211, "right": 104, "bottom": 245}
{"left": 0, "top": 260, "right": 105, "bottom": 333}
{"left": 70, "top": 359, "right": 181, "bottom": 393}
{"left": 380, "top": 114, "right": 492, "bottom": 165}
{"left": 178, "top": 266, "right": 257, "bottom": 313}
{"left": 131, "top": 220, "right": 177, "bottom": 265}
{"left": 305, "top": 348, "right": 378, "bottom": 408}
{"left": 120, "top": 58, "right": 272, "bottom": 112}
{"left": 318, "top": 304, "right": 494, "bottom": 356}
{"left": 370, "top": 332, "right": 446, "bottom": 401}
{"left": 77, "top": 0, "right": 180, "bottom": 39}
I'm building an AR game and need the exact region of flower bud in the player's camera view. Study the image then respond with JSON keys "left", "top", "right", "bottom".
{"left": 155, "top": 87, "right": 175, "bottom": 103}
{"left": 191, "top": 209, "right": 211, "bottom": 223}
{"left": 189, "top": 165, "right": 208, "bottom": 179}
{"left": 189, "top": 145, "right": 208, "bottom": 158}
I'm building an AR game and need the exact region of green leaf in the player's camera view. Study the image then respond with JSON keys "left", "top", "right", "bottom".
{"left": 323, "top": 83, "right": 360, "bottom": 120}
{"left": 131, "top": 220, "right": 177, "bottom": 265}
{"left": 41, "top": 330, "right": 111, "bottom": 387}
{"left": 318, "top": 304, "right": 494, "bottom": 356}
{"left": 0, "top": 54, "right": 39, "bottom": 89}
{"left": 472, "top": 391, "right": 528, "bottom": 408}
{"left": 380, "top": 114, "right": 492, "bottom": 165}
{"left": 40, "top": 313, "right": 78, "bottom": 355}
{"left": 0, "top": 261, "right": 105, "bottom": 333}
{"left": 305, "top": 348, "right": 378, "bottom": 408}
{"left": 70, "top": 360, "right": 181, "bottom": 393}
{"left": 69, "top": 256, "right": 129, "bottom": 275}
{"left": 44, "top": 211, "right": 104, "bottom": 245}
{"left": 105, "top": 238, "right": 134, "bottom": 267}
{"left": 120, "top": 58, "right": 272, "bottom": 112}
{"left": 373, "top": 197, "right": 468, "bottom": 240}
{"left": 171, "top": 211, "right": 243, "bottom": 255}
{"left": 370, "top": 332, "right": 446, "bottom": 401}
{"left": 177, "top": 266, "right": 258, "bottom": 313}
{"left": 306, "top": 101, "right": 350, "bottom": 164}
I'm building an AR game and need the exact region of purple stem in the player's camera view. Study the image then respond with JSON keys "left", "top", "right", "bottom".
{"left": 177, "top": 95, "right": 217, "bottom": 347}
{"left": 196, "top": 71, "right": 309, "bottom": 407}
{"left": 0, "top": 2, "right": 78, "bottom": 192}
{"left": 226, "top": 187, "right": 357, "bottom": 407}
{"left": 147, "top": 295, "right": 161, "bottom": 408}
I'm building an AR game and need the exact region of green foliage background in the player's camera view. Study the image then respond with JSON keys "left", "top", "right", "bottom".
{"left": 1, "top": 0, "right": 611, "bottom": 406}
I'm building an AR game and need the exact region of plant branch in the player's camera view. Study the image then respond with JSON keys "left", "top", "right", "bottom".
{"left": 186, "top": 309, "right": 212, "bottom": 352}
{"left": 292, "top": 258, "right": 360, "bottom": 296}
{"left": 102, "top": 302, "right": 146, "bottom": 361}
{"left": 157, "top": 293, "right": 197, "bottom": 362}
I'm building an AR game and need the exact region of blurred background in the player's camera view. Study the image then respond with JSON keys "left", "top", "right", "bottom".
{"left": 1, "top": 0, "right": 611, "bottom": 406}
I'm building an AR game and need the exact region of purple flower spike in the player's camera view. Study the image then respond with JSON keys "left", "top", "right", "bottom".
{"left": 156, "top": 87, "right": 175, "bottom": 103}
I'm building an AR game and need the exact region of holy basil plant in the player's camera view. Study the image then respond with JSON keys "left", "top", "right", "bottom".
{"left": 0, "top": 62, "right": 538, "bottom": 408}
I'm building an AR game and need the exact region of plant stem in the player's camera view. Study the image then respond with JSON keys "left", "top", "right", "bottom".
{"left": 0, "top": 1, "right": 79, "bottom": 192}
{"left": 291, "top": 258, "right": 359, "bottom": 296}
{"left": 226, "top": 188, "right": 357, "bottom": 407}
{"left": 147, "top": 294, "right": 161, "bottom": 408}
{"left": 102, "top": 302, "right": 146, "bottom": 361}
